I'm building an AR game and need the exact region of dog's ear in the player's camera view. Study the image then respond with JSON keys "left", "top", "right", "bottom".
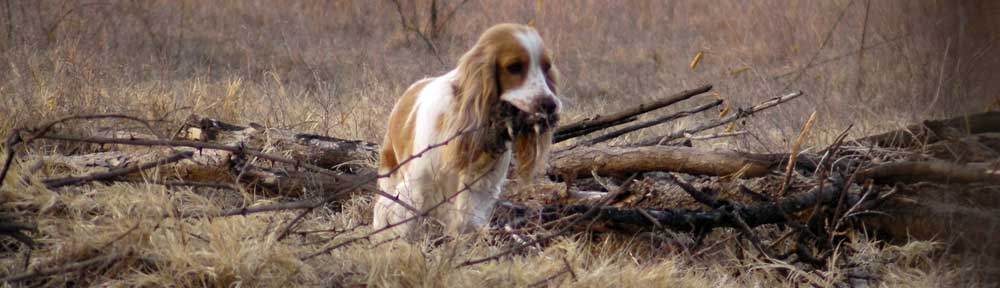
{"left": 443, "top": 43, "right": 501, "bottom": 172}
{"left": 512, "top": 129, "right": 552, "bottom": 179}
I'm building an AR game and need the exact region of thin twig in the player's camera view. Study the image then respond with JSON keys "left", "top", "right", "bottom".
{"left": 2, "top": 114, "right": 164, "bottom": 188}
{"left": 1, "top": 251, "right": 128, "bottom": 283}
{"left": 683, "top": 130, "right": 748, "bottom": 141}
{"left": 456, "top": 179, "right": 636, "bottom": 268}
{"left": 555, "top": 85, "right": 712, "bottom": 143}
{"left": 38, "top": 134, "right": 345, "bottom": 178}
{"left": 301, "top": 160, "right": 498, "bottom": 260}
{"left": 276, "top": 127, "right": 478, "bottom": 240}
{"left": 42, "top": 151, "right": 194, "bottom": 189}
{"left": 778, "top": 111, "right": 818, "bottom": 197}
{"left": 576, "top": 99, "right": 722, "bottom": 147}
{"left": 635, "top": 91, "right": 804, "bottom": 146}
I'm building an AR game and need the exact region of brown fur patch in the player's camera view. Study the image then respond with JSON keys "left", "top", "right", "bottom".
{"left": 379, "top": 79, "right": 431, "bottom": 180}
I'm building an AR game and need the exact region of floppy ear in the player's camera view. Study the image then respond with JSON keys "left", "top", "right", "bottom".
{"left": 442, "top": 44, "right": 503, "bottom": 172}
{"left": 512, "top": 129, "right": 552, "bottom": 179}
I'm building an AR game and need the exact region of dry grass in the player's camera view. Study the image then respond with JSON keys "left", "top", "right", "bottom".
{"left": 1, "top": 0, "right": 997, "bottom": 286}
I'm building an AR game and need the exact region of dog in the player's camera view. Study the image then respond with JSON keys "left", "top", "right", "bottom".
{"left": 373, "top": 23, "right": 560, "bottom": 238}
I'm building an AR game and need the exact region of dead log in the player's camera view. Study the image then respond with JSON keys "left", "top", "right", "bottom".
{"left": 549, "top": 145, "right": 800, "bottom": 179}
{"left": 554, "top": 85, "right": 713, "bottom": 143}
{"left": 42, "top": 151, "right": 194, "bottom": 189}
{"left": 865, "top": 183, "right": 1000, "bottom": 258}
{"left": 36, "top": 142, "right": 373, "bottom": 199}
{"left": 856, "top": 112, "right": 1000, "bottom": 149}
{"left": 859, "top": 161, "right": 1000, "bottom": 184}
{"left": 495, "top": 179, "right": 846, "bottom": 234}
{"left": 180, "top": 116, "right": 379, "bottom": 173}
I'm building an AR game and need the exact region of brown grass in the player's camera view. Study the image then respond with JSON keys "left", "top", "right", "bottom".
{"left": 1, "top": 0, "right": 997, "bottom": 286}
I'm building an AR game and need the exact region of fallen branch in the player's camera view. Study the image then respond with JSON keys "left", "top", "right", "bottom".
{"left": 496, "top": 179, "right": 846, "bottom": 235}
{"left": 0, "top": 215, "right": 36, "bottom": 247}
{"left": 38, "top": 134, "right": 354, "bottom": 179}
{"left": 573, "top": 99, "right": 723, "bottom": 147}
{"left": 684, "top": 130, "right": 748, "bottom": 140}
{"left": 634, "top": 91, "right": 804, "bottom": 146}
{"left": 181, "top": 116, "right": 378, "bottom": 173}
{"left": 855, "top": 112, "right": 1000, "bottom": 148}
{"left": 554, "top": 85, "right": 712, "bottom": 143}
{"left": 1, "top": 251, "right": 128, "bottom": 283}
{"left": 859, "top": 161, "right": 1000, "bottom": 184}
{"left": 42, "top": 151, "right": 194, "bottom": 189}
{"left": 549, "top": 145, "right": 795, "bottom": 179}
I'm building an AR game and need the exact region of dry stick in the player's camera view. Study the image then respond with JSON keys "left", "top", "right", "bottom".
{"left": 0, "top": 131, "right": 22, "bottom": 188}
{"left": 662, "top": 172, "right": 719, "bottom": 208}
{"left": 25, "top": 114, "right": 165, "bottom": 143}
{"left": 664, "top": 172, "right": 774, "bottom": 258}
{"left": 554, "top": 85, "right": 713, "bottom": 143}
{"left": 777, "top": 111, "right": 818, "bottom": 197}
{"left": 38, "top": 134, "right": 347, "bottom": 178}
{"left": 508, "top": 178, "right": 845, "bottom": 238}
{"left": 575, "top": 99, "right": 723, "bottom": 147}
{"left": 634, "top": 91, "right": 804, "bottom": 146}
{"left": 859, "top": 161, "right": 1000, "bottom": 184}
{"left": 276, "top": 128, "right": 478, "bottom": 241}
{"left": 202, "top": 129, "right": 477, "bottom": 219}
{"left": 455, "top": 177, "right": 637, "bottom": 268}
{"left": 119, "top": 180, "right": 238, "bottom": 191}
{"left": 457, "top": 206, "right": 601, "bottom": 268}
{"left": 802, "top": 125, "right": 853, "bottom": 231}
{"left": 0, "top": 251, "right": 128, "bottom": 283}
{"left": 33, "top": 132, "right": 408, "bottom": 218}
{"left": 0, "top": 221, "right": 36, "bottom": 247}
{"left": 301, "top": 162, "right": 499, "bottom": 260}
{"left": 1, "top": 114, "right": 164, "bottom": 188}
{"left": 684, "top": 130, "right": 748, "bottom": 141}
{"left": 729, "top": 209, "right": 776, "bottom": 260}
{"left": 42, "top": 151, "right": 194, "bottom": 189}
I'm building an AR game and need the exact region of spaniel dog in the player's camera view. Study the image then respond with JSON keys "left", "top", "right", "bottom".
{"left": 373, "top": 23, "right": 560, "bottom": 238}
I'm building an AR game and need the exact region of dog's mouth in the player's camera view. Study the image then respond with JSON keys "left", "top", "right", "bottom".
{"left": 500, "top": 101, "right": 559, "bottom": 136}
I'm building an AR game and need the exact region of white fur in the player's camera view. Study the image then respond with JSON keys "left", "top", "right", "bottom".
{"left": 373, "top": 69, "right": 513, "bottom": 237}
{"left": 501, "top": 30, "right": 561, "bottom": 114}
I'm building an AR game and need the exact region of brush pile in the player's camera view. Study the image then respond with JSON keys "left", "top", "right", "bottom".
{"left": 2, "top": 85, "right": 998, "bottom": 285}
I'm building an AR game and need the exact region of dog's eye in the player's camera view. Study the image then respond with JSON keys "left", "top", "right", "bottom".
{"left": 506, "top": 62, "right": 524, "bottom": 74}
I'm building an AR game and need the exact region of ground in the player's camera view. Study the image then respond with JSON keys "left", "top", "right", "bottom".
{"left": 1, "top": 0, "right": 997, "bottom": 286}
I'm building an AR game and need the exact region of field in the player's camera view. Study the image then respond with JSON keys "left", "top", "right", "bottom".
{"left": 1, "top": 0, "right": 998, "bottom": 286}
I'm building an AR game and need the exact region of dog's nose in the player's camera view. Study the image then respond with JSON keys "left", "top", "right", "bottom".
{"left": 536, "top": 97, "right": 558, "bottom": 115}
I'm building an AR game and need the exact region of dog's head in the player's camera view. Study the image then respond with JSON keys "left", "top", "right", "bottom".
{"left": 447, "top": 23, "right": 560, "bottom": 177}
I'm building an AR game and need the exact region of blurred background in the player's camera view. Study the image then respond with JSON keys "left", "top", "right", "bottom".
{"left": 1, "top": 0, "right": 997, "bottom": 149}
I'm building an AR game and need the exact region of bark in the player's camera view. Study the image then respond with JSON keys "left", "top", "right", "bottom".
{"left": 859, "top": 161, "right": 1000, "bottom": 184}
{"left": 855, "top": 112, "right": 1000, "bottom": 149}
{"left": 496, "top": 179, "right": 847, "bottom": 234}
{"left": 549, "top": 145, "right": 796, "bottom": 179}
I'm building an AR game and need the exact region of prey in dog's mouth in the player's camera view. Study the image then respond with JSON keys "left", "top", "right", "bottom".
{"left": 499, "top": 101, "right": 559, "bottom": 138}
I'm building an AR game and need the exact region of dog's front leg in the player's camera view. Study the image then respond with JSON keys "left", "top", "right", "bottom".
{"left": 449, "top": 152, "right": 512, "bottom": 235}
